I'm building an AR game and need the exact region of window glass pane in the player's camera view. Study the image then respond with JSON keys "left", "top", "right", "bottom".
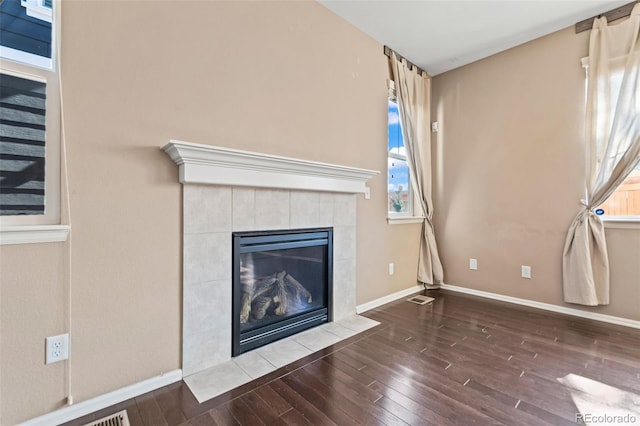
{"left": 595, "top": 68, "right": 640, "bottom": 218}
{"left": 0, "top": 72, "right": 46, "bottom": 216}
{"left": 0, "top": 0, "right": 53, "bottom": 68}
{"left": 388, "top": 100, "right": 405, "bottom": 156}
{"left": 388, "top": 157, "right": 410, "bottom": 213}
{"left": 598, "top": 163, "right": 640, "bottom": 216}
{"left": 388, "top": 98, "right": 411, "bottom": 216}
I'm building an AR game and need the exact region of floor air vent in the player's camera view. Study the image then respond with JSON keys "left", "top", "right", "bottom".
{"left": 83, "top": 410, "right": 130, "bottom": 426}
{"left": 407, "top": 295, "right": 434, "bottom": 305}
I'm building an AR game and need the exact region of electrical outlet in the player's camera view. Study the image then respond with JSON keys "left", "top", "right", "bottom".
{"left": 469, "top": 258, "right": 478, "bottom": 270}
{"left": 46, "top": 333, "right": 69, "bottom": 364}
{"left": 388, "top": 263, "right": 394, "bottom": 275}
{"left": 521, "top": 265, "right": 532, "bottom": 279}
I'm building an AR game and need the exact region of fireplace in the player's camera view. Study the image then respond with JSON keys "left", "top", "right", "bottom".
{"left": 232, "top": 228, "right": 333, "bottom": 355}
{"left": 162, "top": 141, "right": 378, "bottom": 376}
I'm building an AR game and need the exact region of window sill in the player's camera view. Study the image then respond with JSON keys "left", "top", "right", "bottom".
{"left": 0, "top": 225, "right": 70, "bottom": 245}
{"left": 602, "top": 217, "right": 640, "bottom": 229}
{"left": 387, "top": 216, "right": 425, "bottom": 225}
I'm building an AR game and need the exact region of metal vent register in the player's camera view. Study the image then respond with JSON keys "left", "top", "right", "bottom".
{"left": 407, "top": 295, "right": 434, "bottom": 305}
{"left": 83, "top": 410, "right": 130, "bottom": 426}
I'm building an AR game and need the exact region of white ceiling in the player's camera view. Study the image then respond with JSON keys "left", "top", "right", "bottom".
{"left": 318, "top": 0, "right": 631, "bottom": 75}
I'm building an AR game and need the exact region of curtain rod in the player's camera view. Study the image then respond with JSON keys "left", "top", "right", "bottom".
{"left": 575, "top": 1, "right": 638, "bottom": 33}
{"left": 383, "top": 46, "right": 428, "bottom": 77}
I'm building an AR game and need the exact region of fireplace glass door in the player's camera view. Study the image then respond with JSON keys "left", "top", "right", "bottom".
{"left": 232, "top": 228, "right": 333, "bottom": 355}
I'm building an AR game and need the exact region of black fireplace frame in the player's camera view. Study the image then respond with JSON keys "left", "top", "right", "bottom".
{"left": 232, "top": 227, "right": 333, "bottom": 356}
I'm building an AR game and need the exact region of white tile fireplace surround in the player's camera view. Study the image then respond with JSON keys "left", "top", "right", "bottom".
{"left": 162, "top": 141, "right": 379, "bottom": 396}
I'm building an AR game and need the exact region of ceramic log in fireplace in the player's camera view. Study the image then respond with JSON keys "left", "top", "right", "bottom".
{"left": 232, "top": 227, "right": 333, "bottom": 355}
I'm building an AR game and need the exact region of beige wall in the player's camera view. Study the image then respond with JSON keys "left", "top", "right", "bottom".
{"left": 0, "top": 1, "right": 418, "bottom": 423}
{"left": 0, "top": 244, "right": 68, "bottom": 424}
{"left": 432, "top": 27, "right": 640, "bottom": 320}
{"left": 9, "top": 3, "right": 636, "bottom": 424}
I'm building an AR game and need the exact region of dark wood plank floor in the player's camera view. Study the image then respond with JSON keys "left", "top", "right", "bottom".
{"left": 64, "top": 290, "right": 640, "bottom": 426}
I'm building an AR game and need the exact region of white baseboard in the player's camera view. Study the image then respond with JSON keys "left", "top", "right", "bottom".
{"left": 356, "top": 285, "right": 423, "bottom": 314}
{"left": 441, "top": 284, "right": 640, "bottom": 330}
{"left": 20, "top": 369, "right": 182, "bottom": 426}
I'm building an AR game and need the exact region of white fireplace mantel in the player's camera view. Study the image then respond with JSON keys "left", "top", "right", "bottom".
{"left": 162, "top": 140, "right": 379, "bottom": 194}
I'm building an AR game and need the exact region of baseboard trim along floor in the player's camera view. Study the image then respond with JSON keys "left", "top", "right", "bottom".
{"left": 441, "top": 283, "right": 640, "bottom": 330}
{"left": 356, "top": 282, "right": 640, "bottom": 330}
{"left": 356, "top": 285, "right": 424, "bottom": 314}
{"left": 20, "top": 370, "right": 182, "bottom": 426}
{"left": 22, "top": 316, "right": 380, "bottom": 425}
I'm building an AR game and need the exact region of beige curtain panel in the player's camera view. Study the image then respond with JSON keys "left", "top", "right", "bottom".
{"left": 390, "top": 52, "right": 444, "bottom": 288}
{"left": 563, "top": 4, "right": 640, "bottom": 305}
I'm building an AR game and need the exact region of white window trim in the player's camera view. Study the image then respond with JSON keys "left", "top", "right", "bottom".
{"left": 0, "top": 46, "right": 52, "bottom": 70}
{"left": 387, "top": 216, "right": 425, "bottom": 225}
{"left": 601, "top": 216, "right": 640, "bottom": 229}
{"left": 0, "top": 225, "right": 69, "bottom": 245}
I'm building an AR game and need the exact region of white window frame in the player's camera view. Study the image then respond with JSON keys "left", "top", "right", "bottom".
{"left": 387, "top": 80, "right": 425, "bottom": 225}
{"left": 0, "top": 0, "right": 68, "bottom": 244}
{"left": 581, "top": 57, "right": 640, "bottom": 229}
{"left": 0, "top": 46, "right": 52, "bottom": 70}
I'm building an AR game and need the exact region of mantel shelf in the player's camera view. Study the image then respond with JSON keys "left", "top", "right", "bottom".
{"left": 162, "top": 140, "right": 379, "bottom": 194}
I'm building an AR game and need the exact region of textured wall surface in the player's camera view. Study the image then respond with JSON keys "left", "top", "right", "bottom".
{"left": 432, "top": 26, "right": 640, "bottom": 320}
{"left": 0, "top": 1, "right": 418, "bottom": 423}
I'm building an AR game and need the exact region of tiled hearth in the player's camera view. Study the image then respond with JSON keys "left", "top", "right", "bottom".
{"left": 185, "top": 314, "right": 378, "bottom": 402}
{"left": 163, "top": 141, "right": 379, "bottom": 401}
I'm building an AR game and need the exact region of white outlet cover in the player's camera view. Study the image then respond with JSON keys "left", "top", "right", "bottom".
{"left": 46, "top": 333, "right": 69, "bottom": 364}
{"left": 388, "top": 263, "right": 394, "bottom": 275}
{"left": 521, "top": 266, "right": 532, "bottom": 279}
{"left": 469, "top": 258, "right": 478, "bottom": 270}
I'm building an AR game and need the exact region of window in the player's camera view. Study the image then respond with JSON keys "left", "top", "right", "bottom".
{"left": 387, "top": 81, "right": 423, "bottom": 224}
{"left": 388, "top": 98, "right": 412, "bottom": 217}
{"left": 0, "top": 0, "right": 66, "bottom": 244}
{"left": 598, "top": 163, "right": 640, "bottom": 218}
{"left": 0, "top": 0, "right": 53, "bottom": 69}
{"left": 589, "top": 66, "right": 640, "bottom": 220}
